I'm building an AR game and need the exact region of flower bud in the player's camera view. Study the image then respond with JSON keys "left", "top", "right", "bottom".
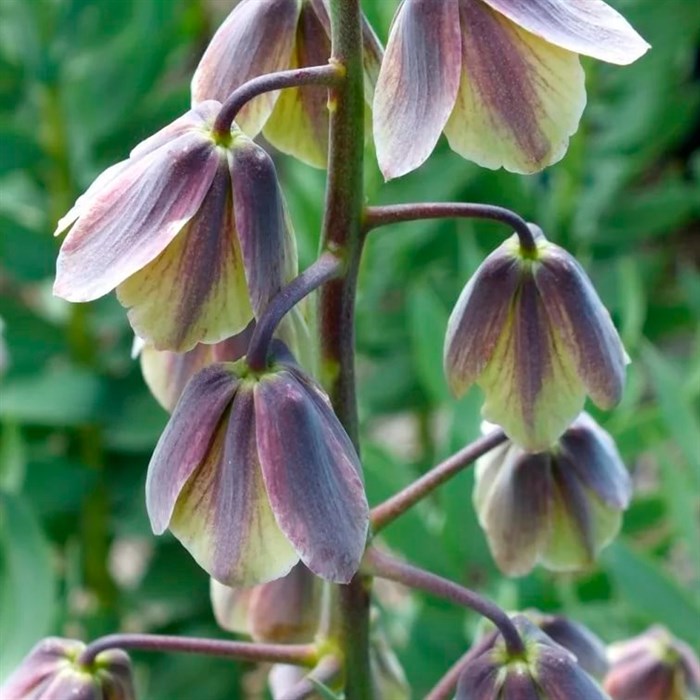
{"left": 373, "top": 0, "right": 649, "bottom": 178}
{"left": 457, "top": 615, "right": 608, "bottom": 700}
{"left": 1, "top": 638, "right": 135, "bottom": 700}
{"left": 604, "top": 626, "right": 700, "bottom": 700}
{"left": 474, "top": 414, "right": 631, "bottom": 575}
{"left": 54, "top": 103, "right": 297, "bottom": 353}
{"left": 192, "top": 0, "right": 382, "bottom": 168}
{"left": 146, "top": 343, "right": 368, "bottom": 587}
{"left": 445, "top": 226, "right": 627, "bottom": 451}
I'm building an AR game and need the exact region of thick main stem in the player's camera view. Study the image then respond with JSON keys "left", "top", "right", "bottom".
{"left": 78, "top": 633, "right": 316, "bottom": 667}
{"left": 371, "top": 429, "right": 507, "bottom": 533}
{"left": 364, "top": 202, "right": 537, "bottom": 253}
{"left": 320, "top": 0, "right": 372, "bottom": 697}
{"left": 363, "top": 548, "right": 525, "bottom": 658}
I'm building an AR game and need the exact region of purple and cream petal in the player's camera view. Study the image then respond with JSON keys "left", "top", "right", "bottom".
{"left": 254, "top": 370, "right": 369, "bottom": 583}
{"left": 229, "top": 137, "right": 298, "bottom": 316}
{"left": 444, "top": 237, "right": 521, "bottom": 397}
{"left": 169, "top": 388, "right": 298, "bottom": 586}
{"left": 54, "top": 132, "right": 220, "bottom": 302}
{"left": 191, "top": 0, "right": 300, "bottom": 136}
{"left": 145, "top": 363, "right": 238, "bottom": 534}
{"left": 474, "top": 447, "right": 553, "bottom": 576}
{"left": 210, "top": 579, "right": 256, "bottom": 635}
{"left": 373, "top": 0, "right": 462, "bottom": 180}
{"left": 535, "top": 245, "right": 627, "bottom": 409}
{"left": 559, "top": 413, "right": 631, "bottom": 509}
{"left": 445, "top": 0, "right": 585, "bottom": 174}
{"left": 478, "top": 273, "right": 586, "bottom": 451}
{"left": 263, "top": 1, "right": 332, "bottom": 168}
{"left": 117, "top": 162, "right": 254, "bottom": 351}
{"left": 481, "top": 0, "right": 650, "bottom": 65}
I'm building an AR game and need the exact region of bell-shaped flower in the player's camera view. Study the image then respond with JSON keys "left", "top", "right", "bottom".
{"left": 54, "top": 101, "right": 297, "bottom": 353}
{"left": 604, "top": 626, "right": 700, "bottom": 700}
{"left": 145, "top": 344, "right": 369, "bottom": 587}
{"left": 473, "top": 414, "right": 631, "bottom": 576}
{"left": 211, "top": 562, "right": 323, "bottom": 643}
{"left": 191, "top": 0, "right": 383, "bottom": 169}
{"left": 457, "top": 615, "right": 609, "bottom": 700}
{"left": 524, "top": 610, "right": 609, "bottom": 680}
{"left": 444, "top": 226, "right": 627, "bottom": 451}
{"left": 374, "top": 0, "right": 649, "bottom": 178}
{"left": 1, "top": 637, "right": 135, "bottom": 700}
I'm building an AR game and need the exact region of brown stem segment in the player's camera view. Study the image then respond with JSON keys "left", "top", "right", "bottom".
{"left": 363, "top": 548, "right": 526, "bottom": 658}
{"left": 246, "top": 252, "right": 342, "bottom": 372}
{"left": 213, "top": 63, "right": 344, "bottom": 137}
{"left": 364, "top": 202, "right": 537, "bottom": 253}
{"left": 371, "top": 430, "right": 507, "bottom": 533}
{"left": 320, "top": 0, "right": 372, "bottom": 698}
{"left": 78, "top": 633, "right": 317, "bottom": 668}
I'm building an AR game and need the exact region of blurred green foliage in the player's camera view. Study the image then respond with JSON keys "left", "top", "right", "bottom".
{"left": 1, "top": 0, "right": 699, "bottom": 697}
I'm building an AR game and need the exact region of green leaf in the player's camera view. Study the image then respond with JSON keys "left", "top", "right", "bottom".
{"left": 0, "top": 492, "right": 55, "bottom": 681}
{"left": 310, "top": 679, "right": 345, "bottom": 700}
{"left": 601, "top": 540, "right": 700, "bottom": 643}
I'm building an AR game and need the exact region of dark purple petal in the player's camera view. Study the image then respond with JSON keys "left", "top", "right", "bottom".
{"left": 54, "top": 132, "right": 220, "bottom": 302}
{"left": 535, "top": 245, "right": 627, "bottom": 409}
{"left": 191, "top": 0, "right": 300, "bottom": 135}
{"left": 373, "top": 0, "right": 462, "bottom": 179}
{"left": 455, "top": 649, "right": 502, "bottom": 700}
{"left": 480, "top": 0, "right": 650, "bottom": 65}
{"left": 145, "top": 364, "right": 238, "bottom": 534}
{"left": 558, "top": 413, "right": 631, "bottom": 509}
{"left": 167, "top": 387, "right": 298, "bottom": 585}
{"left": 474, "top": 446, "right": 553, "bottom": 576}
{"left": 502, "top": 671, "right": 542, "bottom": 700}
{"left": 536, "top": 645, "right": 609, "bottom": 699}
{"left": 229, "top": 138, "right": 297, "bottom": 315}
{"left": 444, "top": 241, "right": 521, "bottom": 396}
{"left": 117, "top": 162, "right": 253, "bottom": 351}
{"left": 254, "top": 370, "right": 368, "bottom": 583}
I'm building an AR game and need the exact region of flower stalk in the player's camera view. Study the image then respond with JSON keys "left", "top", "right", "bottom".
{"left": 363, "top": 202, "right": 537, "bottom": 253}
{"left": 213, "top": 63, "right": 345, "bottom": 138}
{"left": 371, "top": 428, "right": 507, "bottom": 533}
{"left": 77, "top": 633, "right": 317, "bottom": 668}
{"left": 363, "top": 548, "right": 525, "bottom": 657}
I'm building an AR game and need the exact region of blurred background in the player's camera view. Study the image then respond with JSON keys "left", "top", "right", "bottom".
{"left": 0, "top": 0, "right": 698, "bottom": 696}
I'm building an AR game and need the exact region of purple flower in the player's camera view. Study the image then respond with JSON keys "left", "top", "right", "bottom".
{"left": 604, "top": 626, "right": 700, "bottom": 700}
{"left": 457, "top": 615, "right": 609, "bottom": 700}
{"left": 474, "top": 414, "right": 631, "bottom": 576}
{"left": 444, "top": 226, "right": 627, "bottom": 451}
{"left": 191, "top": 0, "right": 382, "bottom": 168}
{"left": 54, "top": 102, "right": 297, "bottom": 353}
{"left": 145, "top": 345, "right": 368, "bottom": 587}
{"left": 1, "top": 638, "right": 134, "bottom": 700}
{"left": 374, "top": 0, "right": 649, "bottom": 178}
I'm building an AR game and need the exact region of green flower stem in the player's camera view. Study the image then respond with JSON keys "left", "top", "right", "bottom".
{"left": 246, "top": 252, "right": 342, "bottom": 372}
{"left": 371, "top": 429, "right": 507, "bottom": 533}
{"left": 78, "top": 633, "right": 317, "bottom": 668}
{"left": 363, "top": 548, "right": 526, "bottom": 658}
{"left": 424, "top": 632, "right": 498, "bottom": 700}
{"left": 363, "top": 202, "right": 537, "bottom": 253}
{"left": 321, "top": 0, "right": 372, "bottom": 697}
{"left": 278, "top": 655, "right": 343, "bottom": 700}
{"left": 213, "top": 64, "right": 344, "bottom": 137}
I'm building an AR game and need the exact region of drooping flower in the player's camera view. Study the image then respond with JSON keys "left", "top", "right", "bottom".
{"left": 1, "top": 638, "right": 135, "bottom": 700}
{"left": 457, "top": 615, "right": 609, "bottom": 700}
{"left": 211, "top": 562, "right": 323, "bottom": 643}
{"left": 146, "top": 344, "right": 369, "bottom": 587}
{"left": 374, "top": 0, "right": 649, "bottom": 178}
{"left": 474, "top": 414, "right": 631, "bottom": 576}
{"left": 191, "top": 0, "right": 383, "bottom": 168}
{"left": 524, "top": 610, "right": 609, "bottom": 680}
{"left": 54, "top": 101, "right": 297, "bottom": 353}
{"left": 444, "top": 225, "right": 627, "bottom": 451}
{"left": 604, "top": 626, "right": 700, "bottom": 700}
